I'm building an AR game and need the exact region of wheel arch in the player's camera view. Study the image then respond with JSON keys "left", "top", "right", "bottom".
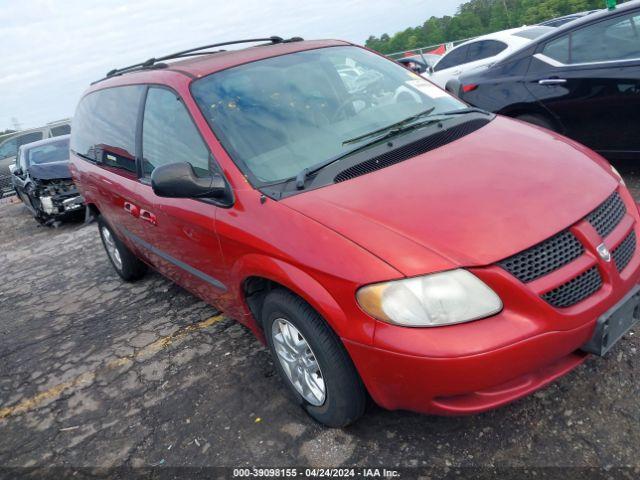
{"left": 233, "top": 255, "right": 350, "bottom": 340}
{"left": 499, "top": 104, "right": 564, "bottom": 133}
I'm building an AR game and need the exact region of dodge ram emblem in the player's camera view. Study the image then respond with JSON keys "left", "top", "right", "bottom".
{"left": 597, "top": 243, "right": 611, "bottom": 262}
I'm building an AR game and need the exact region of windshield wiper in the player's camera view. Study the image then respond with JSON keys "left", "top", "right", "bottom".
{"left": 294, "top": 115, "right": 442, "bottom": 190}
{"left": 342, "top": 107, "right": 435, "bottom": 146}
{"left": 438, "top": 107, "right": 491, "bottom": 116}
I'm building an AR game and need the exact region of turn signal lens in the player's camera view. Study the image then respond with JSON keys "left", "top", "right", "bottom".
{"left": 462, "top": 84, "right": 478, "bottom": 93}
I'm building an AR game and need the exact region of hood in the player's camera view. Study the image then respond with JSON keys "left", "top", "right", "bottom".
{"left": 28, "top": 161, "right": 72, "bottom": 181}
{"left": 283, "top": 116, "right": 618, "bottom": 276}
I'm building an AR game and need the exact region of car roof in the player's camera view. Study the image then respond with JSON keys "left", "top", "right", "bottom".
{"left": 0, "top": 121, "right": 71, "bottom": 144}
{"left": 456, "top": 26, "right": 546, "bottom": 48}
{"left": 89, "top": 39, "right": 352, "bottom": 92}
{"left": 533, "top": 0, "right": 639, "bottom": 43}
{"left": 18, "top": 134, "right": 70, "bottom": 152}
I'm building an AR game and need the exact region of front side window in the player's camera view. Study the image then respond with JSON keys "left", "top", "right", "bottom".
{"left": 433, "top": 45, "right": 469, "bottom": 72}
{"left": 71, "top": 85, "right": 143, "bottom": 174}
{"left": 0, "top": 137, "right": 18, "bottom": 159}
{"left": 26, "top": 138, "right": 70, "bottom": 166}
{"left": 192, "top": 46, "right": 464, "bottom": 184}
{"left": 543, "top": 12, "right": 640, "bottom": 64}
{"left": 142, "top": 88, "right": 211, "bottom": 178}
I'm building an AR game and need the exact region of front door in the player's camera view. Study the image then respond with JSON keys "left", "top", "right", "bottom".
{"left": 526, "top": 10, "right": 640, "bottom": 159}
{"left": 135, "top": 86, "right": 228, "bottom": 306}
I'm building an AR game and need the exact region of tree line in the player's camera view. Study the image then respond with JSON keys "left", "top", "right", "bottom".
{"left": 365, "top": 0, "right": 622, "bottom": 54}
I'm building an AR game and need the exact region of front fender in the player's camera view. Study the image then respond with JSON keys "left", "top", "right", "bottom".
{"left": 228, "top": 253, "right": 372, "bottom": 345}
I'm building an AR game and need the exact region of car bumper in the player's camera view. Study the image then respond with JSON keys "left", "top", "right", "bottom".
{"left": 343, "top": 319, "right": 596, "bottom": 415}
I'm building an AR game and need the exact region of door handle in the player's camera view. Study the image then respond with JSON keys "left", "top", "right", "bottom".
{"left": 140, "top": 209, "right": 157, "bottom": 226}
{"left": 123, "top": 201, "right": 139, "bottom": 217}
{"left": 538, "top": 78, "right": 567, "bottom": 85}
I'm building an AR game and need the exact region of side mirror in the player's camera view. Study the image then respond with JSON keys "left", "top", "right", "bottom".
{"left": 151, "top": 162, "right": 227, "bottom": 199}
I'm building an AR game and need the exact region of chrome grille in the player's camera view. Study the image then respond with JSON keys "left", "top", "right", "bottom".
{"left": 542, "top": 267, "right": 603, "bottom": 308}
{"left": 612, "top": 230, "right": 636, "bottom": 273}
{"left": 587, "top": 191, "right": 625, "bottom": 238}
{"left": 499, "top": 231, "right": 583, "bottom": 283}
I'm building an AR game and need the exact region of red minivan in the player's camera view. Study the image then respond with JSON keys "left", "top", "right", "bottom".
{"left": 70, "top": 37, "right": 640, "bottom": 427}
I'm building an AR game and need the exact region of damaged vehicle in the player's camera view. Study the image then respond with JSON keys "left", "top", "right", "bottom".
{"left": 12, "top": 135, "right": 84, "bottom": 226}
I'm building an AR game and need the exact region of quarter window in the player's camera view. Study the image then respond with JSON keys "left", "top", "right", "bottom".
{"left": 71, "top": 85, "right": 143, "bottom": 174}
{"left": 50, "top": 124, "right": 71, "bottom": 137}
{"left": 141, "top": 88, "right": 211, "bottom": 177}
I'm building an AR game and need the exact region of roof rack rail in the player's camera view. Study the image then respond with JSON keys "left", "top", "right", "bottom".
{"left": 98, "top": 36, "right": 303, "bottom": 82}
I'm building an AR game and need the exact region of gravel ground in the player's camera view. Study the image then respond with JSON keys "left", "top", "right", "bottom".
{"left": 0, "top": 163, "right": 639, "bottom": 476}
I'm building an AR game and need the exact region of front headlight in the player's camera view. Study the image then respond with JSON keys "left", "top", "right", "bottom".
{"left": 356, "top": 269, "right": 502, "bottom": 327}
{"left": 611, "top": 165, "right": 625, "bottom": 186}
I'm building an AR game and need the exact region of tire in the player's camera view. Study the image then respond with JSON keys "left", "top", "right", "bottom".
{"left": 97, "top": 215, "right": 147, "bottom": 281}
{"left": 515, "top": 113, "right": 555, "bottom": 131}
{"left": 263, "top": 289, "right": 367, "bottom": 427}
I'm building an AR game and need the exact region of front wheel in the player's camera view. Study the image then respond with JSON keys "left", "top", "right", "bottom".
{"left": 263, "top": 289, "right": 367, "bottom": 427}
{"left": 98, "top": 216, "right": 147, "bottom": 281}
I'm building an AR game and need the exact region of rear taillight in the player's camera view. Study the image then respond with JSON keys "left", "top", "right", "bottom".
{"left": 462, "top": 84, "right": 478, "bottom": 93}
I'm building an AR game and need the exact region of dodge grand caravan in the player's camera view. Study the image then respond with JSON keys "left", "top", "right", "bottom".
{"left": 70, "top": 37, "right": 640, "bottom": 427}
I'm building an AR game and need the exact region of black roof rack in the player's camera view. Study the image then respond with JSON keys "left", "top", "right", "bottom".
{"left": 94, "top": 36, "right": 304, "bottom": 84}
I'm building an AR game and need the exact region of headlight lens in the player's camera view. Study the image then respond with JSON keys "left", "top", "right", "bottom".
{"left": 611, "top": 165, "right": 625, "bottom": 186}
{"left": 356, "top": 269, "right": 502, "bottom": 327}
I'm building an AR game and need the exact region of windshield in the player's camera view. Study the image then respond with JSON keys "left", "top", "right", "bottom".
{"left": 191, "top": 46, "right": 465, "bottom": 184}
{"left": 26, "top": 138, "right": 70, "bottom": 165}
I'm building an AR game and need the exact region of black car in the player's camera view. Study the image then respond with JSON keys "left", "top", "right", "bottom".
{"left": 458, "top": 1, "right": 640, "bottom": 161}
{"left": 11, "top": 135, "right": 83, "bottom": 226}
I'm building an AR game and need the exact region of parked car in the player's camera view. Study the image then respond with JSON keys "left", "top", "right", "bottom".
{"left": 458, "top": 1, "right": 640, "bottom": 161}
{"left": 11, "top": 135, "right": 83, "bottom": 226}
{"left": 538, "top": 9, "right": 600, "bottom": 28}
{"left": 0, "top": 119, "right": 72, "bottom": 198}
{"left": 396, "top": 53, "right": 441, "bottom": 74}
{"left": 426, "top": 26, "right": 554, "bottom": 88}
{"left": 70, "top": 37, "right": 640, "bottom": 427}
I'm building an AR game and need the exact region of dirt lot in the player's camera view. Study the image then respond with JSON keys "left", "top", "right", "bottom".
{"left": 1, "top": 163, "right": 640, "bottom": 475}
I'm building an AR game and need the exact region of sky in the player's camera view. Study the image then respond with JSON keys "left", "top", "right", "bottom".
{"left": 0, "top": 0, "right": 466, "bottom": 131}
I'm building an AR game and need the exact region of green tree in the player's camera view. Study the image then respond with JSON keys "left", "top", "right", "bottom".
{"left": 365, "top": 0, "right": 624, "bottom": 54}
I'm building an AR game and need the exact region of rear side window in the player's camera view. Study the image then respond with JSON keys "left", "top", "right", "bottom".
{"left": 17, "top": 132, "right": 43, "bottom": 147}
{"left": 543, "top": 12, "right": 640, "bottom": 64}
{"left": 50, "top": 124, "right": 71, "bottom": 137}
{"left": 141, "top": 88, "right": 211, "bottom": 178}
{"left": 71, "top": 86, "right": 143, "bottom": 173}
{"left": 466, "top": 40, "right": 508, "bottom": 63}
{"left": 434, "top": 45, "right": 469, "bottom": 72}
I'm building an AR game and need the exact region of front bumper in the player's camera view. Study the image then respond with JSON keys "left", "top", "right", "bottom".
{"left": 344, "top": 321, "right": 593, "bottom": 415}
{"left": 345, "top": 254, "right": 640, "bottom": 416}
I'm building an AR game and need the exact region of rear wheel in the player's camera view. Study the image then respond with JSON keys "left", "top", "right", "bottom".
{"left": 263, "top": 289, "right": 367, "bottom": 427}
{"left": 97, "top": 216, "right": 147, "bottom": 281}
{"left": 515, "top": 113, "right": 555, "bottom": 131}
